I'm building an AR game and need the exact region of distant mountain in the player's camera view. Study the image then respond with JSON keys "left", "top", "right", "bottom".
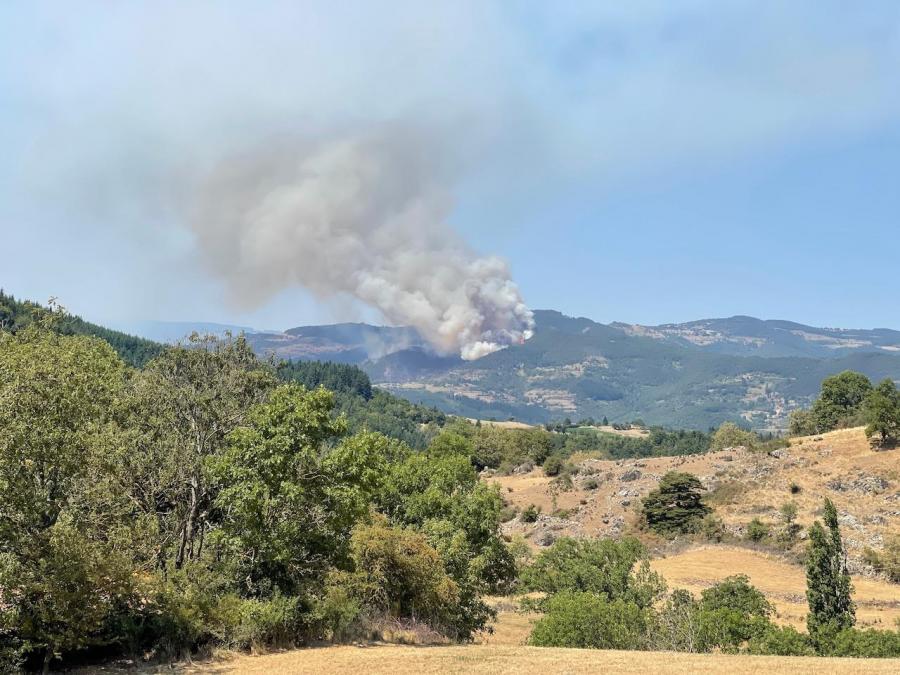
{"left": 110, "top": 320, "right": 258, "bottom": 344}
{"left": 245, "top": 323, "right": 428, "bottom": 364}
{"left": 611, "top": 316, "right": 900, "bottom": 358}
{"left": 21, "top": 290, "right": 899, "bottom": 432}
{"left": 361, "top": 310, "right": 900, "bottom": 431}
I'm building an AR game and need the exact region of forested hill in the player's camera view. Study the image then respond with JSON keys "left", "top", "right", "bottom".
{"left": 367, "top": 310, "right": 900, "bottom": 431}
{"left": 0, "top": 290, "right": 446, "bottom": 448}
{"left": 0, "top": 290, "right": 165, "bottom": 367}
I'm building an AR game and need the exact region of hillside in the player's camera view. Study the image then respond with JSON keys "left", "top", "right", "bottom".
{"left": 89, "top": 309, "right": 900, "bottom": 431}
{"left": 369, "top": 311, "right": 900, "bottom": 430}
{"left": 613, "top": 316, "right": 900, "bottom": 359}
{"left": 0, "top": 290, "right": 164, "bottom": 367}
{"left": 489, "top": 427, "right": 898, "bottom": 569}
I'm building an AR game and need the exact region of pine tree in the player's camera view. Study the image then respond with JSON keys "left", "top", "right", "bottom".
{"left": 641, "top": 472, "right": 710, "bottom": 536}
{"left": 806, "top": 498, "right": 855, "bottom": 650}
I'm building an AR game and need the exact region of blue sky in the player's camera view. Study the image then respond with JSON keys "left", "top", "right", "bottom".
{"left": 2, "top": 1, "right": 899, "bottom": 330}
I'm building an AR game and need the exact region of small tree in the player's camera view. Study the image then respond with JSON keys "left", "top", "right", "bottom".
{"left": 806, "top": 498, "right": 855, "bottom": 648}
{"left": 789, "top": 408, "right": 817, "bottom": 437}
{"left": 811, "top": 371, "right": 872, "bottom": 432}
{"left": 710, "top": 422, "right": 757, "bottom": 451}
{"left": 642, "top": 472, "right": 710, "bottom": 536}
{"left": 863, "top": 379, "right": 900, "bottom": 447}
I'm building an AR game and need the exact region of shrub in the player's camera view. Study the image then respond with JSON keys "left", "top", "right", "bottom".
{"left": 789, "top": 408, "right": 818, "bottom": 437}
{"left": 827, "top": 627, "right": 900, "bottom": 658}
{"left": 651, "top": 589, "right": 702, "bottom": 653}
{"left": 521, "top": 504, "right": 541, "bottom": 523}
{"left": 697, "top": 575, "right": 773, "bottom": 651}
{"left": 528, "top": 593, "right": 649, "bottom": 650}
{"left": 499, "top": 505, "right": 519, "bottom": 523}
{"left": 790, "top": 482, "right": 802, "bottom": 494}
{"left": 697, "top": 514, "right": 727, "bottom": 542}
{"left": 521, "top": 537, "right": 665, "bottom": 609}
{"left": 860, "top": 538, "right": 900, "bottom": 582}
{"left": 232, "top": 595, "right": 309, "bottom": 651}
{"left": 746, "top": 518, "right": 770, "bottom": 542}
{"left": 543, "top": 455, "right": 565, "bottom": 477}
{"left": 582, "top": 477, "right": 599, "bottom": 490}
{"left": 747, "top": 625, "right": 815, "bottom": 656}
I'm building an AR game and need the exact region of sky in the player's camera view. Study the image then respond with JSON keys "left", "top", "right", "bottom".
{"left": 2, "top": 1, "right": 899, "bottom": 332}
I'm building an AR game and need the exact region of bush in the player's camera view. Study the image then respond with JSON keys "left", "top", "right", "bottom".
{"left": 697, "top": 575, "right": 773, "bottom": 651}
{"left": 232, "top": 595, "right": 309, "bottom": 651}
{"left": 528, "top": 592, "right": 649, "bottom": 650}
{"left": 746, "top": 517, "right": 770, "bottom": 542}
{"left": 827, "top": 627, "right": 900, "bottom": 658}
{"left": 747, "top": 625, "right": 815, "bottom": 656}
{"left": 697, "top": 514, "right": 727, "bottom": 543}
{"left": 521, "top": 504, "right": 541, "bottom": 523}
{"left": 543, "top": 455, "right": 565, "bottom": 477}
{"left": 521, "top": 537, "right": 665, "bottom": 609}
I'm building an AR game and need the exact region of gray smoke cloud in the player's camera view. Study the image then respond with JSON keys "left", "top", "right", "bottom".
{"left": 188, "top": 127, "right": 534, "bottom": 360}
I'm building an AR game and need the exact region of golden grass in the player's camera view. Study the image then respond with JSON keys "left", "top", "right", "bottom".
{"left": 466, "top": 418, "right": 536, "bottom": 430}
{"left": 169, "top": 644, "right": 900, "bottom": 674}
{"left": 652, "top": 546, "right": 900, "bottom": 629}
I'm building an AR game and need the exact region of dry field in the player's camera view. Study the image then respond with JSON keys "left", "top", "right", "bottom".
{"left": 651, "top": 546, "right": 900, "bottom": 629}
{"left": 466, "top": 418, "right": 536, "bottom": 430}
{"left": 157, "top": 644, "right": 900, "bottom": 674}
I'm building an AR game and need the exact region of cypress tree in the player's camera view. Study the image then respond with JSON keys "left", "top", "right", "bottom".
{"left": 806, "top": 498, "right": 855, "bottom": 650}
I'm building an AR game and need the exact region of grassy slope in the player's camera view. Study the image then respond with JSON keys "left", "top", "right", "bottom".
{"left": 490, "top": 427, "right": 899, "bottom": 560}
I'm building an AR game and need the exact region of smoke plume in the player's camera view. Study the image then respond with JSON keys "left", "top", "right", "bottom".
{"left": 188, "top": 127, "right": 534, "bottom": 360}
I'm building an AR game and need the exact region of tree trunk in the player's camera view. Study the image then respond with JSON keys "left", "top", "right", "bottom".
{"left": 176, "top": 477, "right": 199, "bottom": 569}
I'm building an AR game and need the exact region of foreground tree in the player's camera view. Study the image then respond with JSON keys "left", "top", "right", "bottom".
{"left": 806, "top": 498, "right": 855, "bottom": 648}
{"left": 122, "top": 334, "right": 275, "bottom": 571}
{"left": 863, "top": 378, "right": 900, "bottom": 447}
{"left": 0, "top": 323, "right": 135, "bottom": 672}
{"left": 212, "top": 385, "right": 393, "bottom": 596}
{"left": 642, "top": 472, "right": 710, "bottom": 536}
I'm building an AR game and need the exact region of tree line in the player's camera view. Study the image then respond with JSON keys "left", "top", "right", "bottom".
{"left": 790, "top": 370, "right": 900, "bottom": 446}
{"left": 0, "top": 313, "right": 509, "bottom": 671}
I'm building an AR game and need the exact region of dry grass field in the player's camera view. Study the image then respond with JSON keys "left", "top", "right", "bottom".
{"left": 158, "top": 644, "right": 900, "bottom": 674}
{"left": 651, "top": 546, "right": 900, "bottom": 629}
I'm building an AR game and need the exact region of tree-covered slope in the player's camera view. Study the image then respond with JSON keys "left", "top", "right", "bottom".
{"left": 0, "top": 290, "right": 165, "bottom": 367}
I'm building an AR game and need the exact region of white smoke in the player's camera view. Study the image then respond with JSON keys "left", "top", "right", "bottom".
{"left": 188, "top": 127, "right": 534, "bottom": 360}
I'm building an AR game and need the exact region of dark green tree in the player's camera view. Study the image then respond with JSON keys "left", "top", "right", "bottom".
{"left": 863, "top": 378, "right": 900, "bottom": 447}
{"left": 811, "top": 371, "right": 873, "bottom": 432}
{"left": 642, "top": 472, "right": 710, "bottom": 536}
{"left": 806, "top": 498, "right": 855, "bottom": 648}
